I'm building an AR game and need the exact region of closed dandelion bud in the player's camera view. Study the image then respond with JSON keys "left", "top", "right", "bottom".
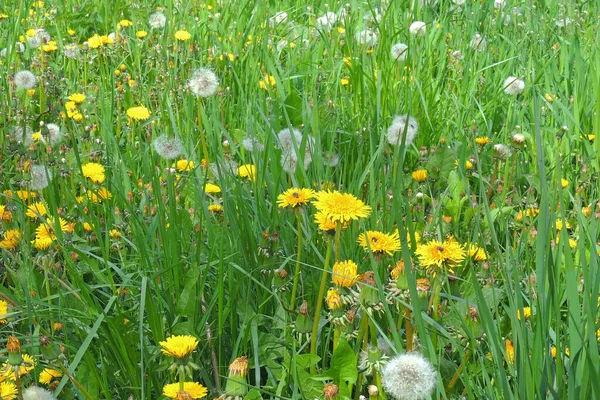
{"left": 416, "top": 278, "right": 431, "bottom": 299}
{"left": 368, "top": 384, "right": 379, "bottom": 399}
{"left": 359, "top": 271, "right": 380, "bottom": 307}
{"left": 326, "top": 288, "right": 343, "bottom": 311}
{"left": 295, "top": 301, "right": 312, "bottom": 333}
{"left": 225, "top": 356, "right": 249, "bottom": 397}
{"left": 323, "top": 383, "right": 339, "bottom": 399}
{"left": 6, "top": 335, "right": 23, "bottom": 366}
{"left": 39, "top": 334, "right": 60, "bottom": 361}
{"left": 390, "top": 260, "right": 408, "bottom": 290}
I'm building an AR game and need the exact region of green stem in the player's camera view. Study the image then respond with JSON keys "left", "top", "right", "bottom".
{"left": 309, "top": 239, "right": 333, "bottom": 374}
{"left": 289, "top": 214, "right": 303, "bottom": 311}
{"left": 197, "top": 99, "right": 209, "bottom": 165}
{"left": 179, "top": 366, "right": 185, "bottom": 391}
{"left": 334, "top": 224, "right": 342, "bottom": 263}
{"left": 56, "top": 360, "right": 95, "bottom": 400}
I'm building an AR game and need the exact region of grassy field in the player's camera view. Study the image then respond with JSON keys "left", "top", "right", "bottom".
{"left": 1, "top": 0, "right": 599, "bottom": 399}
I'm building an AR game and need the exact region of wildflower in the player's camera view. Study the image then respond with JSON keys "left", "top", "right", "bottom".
{"left": 505, "top": 339, "right": 515, "bottom": 364}
{"left": 331, "top": 260, "right": 359, "bottom": 288}
{"left": 467, "top": 244, "right": 487, "bottom": 261}
{"left": 163, "top": 382, "right": 208, "bottom": 399}
{"left": 517, "top": 307, "right": 532, "bottom": 320}
{"left": 470, "top": 33, "right": 487, "bottom": 51}
{"left": 323, "top": 383, "right": 339, "bottom": 400}
{"left": 174, "top": 160, "right": 194, "bottom": 172}
{"left": 391, "top": 42, "right": 408, "bottom": 61}
{"left": 149, "top": 11, "right": 167, "bottom": 29}
{"left": 0, "top": 205, "right": 11, "bottom": 222}
{"left": 493, "top": 144, "right": 511, "bottom": 159}
{"left": 224, "top": 356, "right": 249, "bottom": 397}
{"left": 0, "top": 300, "right": 8, "bottom": 322}
{"left": 127, "top": 106, "right": 151, "bottom": 121}
{"left": 33, "top": 217, "right": 69, "bottom": 250}
{"left": 208, "top": 204, "right": 223, "bottom": 213}
{"left": 561, "top": 179, "right": 568, "bottom": 189}
{"left": 27, "top": 29, "right": 51, "bottom": 48}
{"left": 314, "top": 211, "right": 337, "bottom": 233}
{"left": 381, "top": 353, "right": 437, "bottom": 400}
{"left": 26, "top": 202, "right": 47, "bottom": 218}
{"left": 81, "top": 162, "right": 106, "bottom": 183}
{"left": 412, "top": 169, "right": 427, "bottom": 182}
{"left": 203, "top": 183, "right": 221, "bottom": 194}
{"left": 415, "top": 239, "right": 466, "bottom": 276}
{"left": 69, "top": 93, "right": 86, "bottom": 104}
{"left": 187, "top": 67, "right": 219, "bottom": 97}
{"left": 87, "top": 34, "right": 104, "bottom": 49}
{"left": 30, "top": 164, "right": 52, "bottom": 191}
{"left": 117, "top": 19, "right": 133, "bottom": 28}
{"left": 23, "top": 386, "right": 57, "bottom": 400}
{"left": 503, "top": 76, "right": 525, "bottom": 95}
{"left": 357, "top": 230, "right": 401, "bottom": 256}
{"left": 340, "top": 77, "right": 349, "bottom": 86}
{"left": 0, "top": 230, "right": 21, "bottom": 250}
{"left": 259, "top": 74, "right": 276, "bottom": 90}
{"left": 136, "top": 30, "right": 147, "bottom": 38}
{"left": 313, "top": 190, "right": 371, "bottom": 223}
{"left": 39, "top": 368, "right": 62, "bottom": 384}
{"left": 387, "top": 115, "right": 418, "bottom": 147}
{"left": 0, "top": 382, "right": 18, "bottom": 400}
{"left": 409, "top": 21, "right": 427, "bottom": 36}
{"left": 475, "top": 137, "right": 490, "bottom": 145}
{"left": 416, "top": 278, "right": 431, "bottom": 298}
{"left": 108, "top": 229, "right": 121, "bottom": 238}
{"left": 63, "top": 44, "right": 80, "bottom": 58}
{"left": 159, "top": 335, "right": 198, "bottom": 359}
{"left": 238, "top": 164, "right": 256, "bottom": 180}
{"left": 153, "top": 134, "right": 184, "bottom": 159}
{"left": 14, "top": 70, "right": 37, "bottom": 90}
{"left": 87, "top": 188, "right": 112, "bottom": 203}
{"left": 175, "top": 30, "right": 191, "bottom": 41}
{"left": 355, "top": 29, "right": 378, "bottom": 47}
{"left": 277, "top": 188, "right": 315, "bottom": 208}
{"left": 326, "top": 288, "right": 343, "bottom": 311}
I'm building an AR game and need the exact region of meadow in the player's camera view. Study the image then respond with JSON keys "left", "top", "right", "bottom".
{"left": 0, "top": 0, "right": 599, "bottom": 399}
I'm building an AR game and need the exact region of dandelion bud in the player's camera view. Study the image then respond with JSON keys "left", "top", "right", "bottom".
{"left": 6, "top": 336, "right": 23, "bottom": 366}
{"left": 225, "top": 356, "right": 249, "bottom": 397}
{"left": 295, "top": 301, "right": 312, "bottom": 333}
{"left": 39, "top": 334, "right": 60, "bottom": 361}
{"left": 381, "top": 353, "right": 437, "bottom": 400}
{"left": 323, "top": 383, "right": 339, "bottom": 399}
{"left": 368, "top": 384, "right": 379, "bottom": 397}
{"left": 512, "top": 133, "right": 525, "bottom": 146}
{"left": 416, "top": 192, "right": 424, "bottom": 200}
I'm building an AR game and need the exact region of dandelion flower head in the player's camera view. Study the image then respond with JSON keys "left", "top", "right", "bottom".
{"left": 163, "top": 382, "right": 208, "bottom": 399}
{"left": 331, "top": 260, "right": 359, "bottom": 288}
{"left": 312, "top": 190, "right": 372, "bottom": 223}
{"left": 277, "top": 188, "right": 315, "bottom": 208}
{"left": 159, "top": 335, "right": 199, "bottom": 359}
{"left": 357, "top": 230, "right": 401, "bottom": 256}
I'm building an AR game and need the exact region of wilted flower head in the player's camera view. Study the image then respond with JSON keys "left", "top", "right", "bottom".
{"left": 503, "top": 76, "right": 525, "bottom": 95}
{"left": 153, "top": 134, "right": 184, "bottom": 159}
{"left": 355, "top": 29, "right": 378, "bottom": 47}
{"left": 187, "top": 67, "right": 219, "bottom": 97}
{"left": 391, "top": 43, "right": 408, "bottom": 61}
{"left": 149, "top": 11, "right": 167, "bottom": 29}
{"left": 387, "top": 115, "right": 418, "bottom": 147}
{"left": 14, "top": 70, "right": 37, "bottom": 90}
{"left": 381, "top": 353, "right": 437, "bottom": 400}
{"left": 23, "top": 386, "right": 57, "bottom": 400}
{"left": 409, "top": 21, "right": 427, "bottom": 36}
{"left": 30, "top": 165, "right": 52, "bottom": 191}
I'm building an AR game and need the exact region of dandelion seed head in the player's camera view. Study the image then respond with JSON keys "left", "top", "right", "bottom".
{"left": 409, "top": 21, "right": 427, "bottom": 37}
{"left": 381, "top": 353, "right": 437, "bottom": 400}
{"left": 30, "top": 165, "right": 52, "bottom": 191}
{"left": 317, "top": 12, "right": 337, "bottom": 30}
{"left": 63, "top": 44, "right": 80, "bottom": 59}
{"left": 13, "top": 125, "right": 34, "bottom": 146}
{"left": 153, "top": 134, "right": 184, "bottom": 160}
{"left": 187, "top": 67, "right": 219, "bottom": 97}
{"left": 23, "top": 386, "right": 57, "bottom": 400}
{"left": 324, "top": 151, "right": 340, "bottom": 167}
{"left": 270, "top": 11, "right": 288, "bottom": 27}
{"left": 14, "top": 70, "right": 37, "bottom": 90}
{"left": 470, "top": 33, "right": 488, "bottom": 52}
{"left": 242, "top": 136, "right": 264, "bottom": 152}
{"left": 386, "top": 115, "right": 418, "bottom": 147}
{"left": 503, "top": 76, "right": 525, "bottom": 95}
{"left": 44, "top": 123, "right": 63, "bottom": 146}
{"left": 149, "top": 11, "right": 167, "bottom": 29}
{"left": 391, "top": 43, "right": 408, "bottom": 61}
{"left": 355, "top": 29, "right": 378, "bottom": 47}
{"left": 27, "top": 29, "right": 51, "bottom": 48}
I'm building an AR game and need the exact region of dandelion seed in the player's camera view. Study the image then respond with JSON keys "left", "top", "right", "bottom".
{"left": 44, "top": 123, "right": 63, "bottom": 145}
{"left": 153, "top": 134, "right": 184, "bottom": 159}
{"left": 27, "top": 29, "right": 51, "bottom": 48}
{"left": 277, "top": 128, "right": 315, "bottom": 173}
{"left": 355, "top": 29, "right": 378, "bottom": 47}
{"left": 324, "top": 151, "right": 340, "bottom": 167}
{"left": 409, "top": 21, "right": 427, "bottom": 37}
{"left": 30, "top": 165, "right": 52, "bottom": 191}
{"left": 14, "top": 70, "right": 37, "bottom": 90}
{"left": 503, "top": 76, "right": 525, "bottom": 95}
{"left": 187, "top": 67, "right": 219, "bottom": 97}
{"left": 317, "top": 12, "right": 337, "bottom": 30}
{"left": 62, "top": 44, "right": 80, "bottom": 58}
{"left": 470, "top": 33, "right": 488, "bottom": 52}
{"left": 13, "top": 125, "right": 34, "bottom": 146}
{"left": 381, "top": 353, "right": 437, "bottom": 400}
{"left": 149, "top": 11, "right": 167, "bottom": 29}
{"left": 494, "top": 0, "right": 506, "bottom": 9}
{"left": 386, "top": 115, "right": 418, "bottom": 147}
{"left": 391, "top": 43, "right": 408, "bottom": 61}
{"left": 241, "top": 136, "right": 264, "bottom": 152}
{"left": 269, "top": 11, "right": 288, "bottom": 27}
{"left": 23, "top": 386, "right": 57, "bottom": 400}
{"left": 493, "top": 144, "right": 511, "bottom": 159}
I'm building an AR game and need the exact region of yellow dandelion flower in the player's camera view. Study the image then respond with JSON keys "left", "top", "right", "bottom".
{"left": 326, "top": 288, "right": 343, "bottom": 311}
{"left": 238, "top": 164, "right": 256, "bottom": 181}
{"left": 136, "top": 30, "right": 148, "bottom": 39}
{"left": 0, "top": 230, "right": 22, "bottom": 250}
{"left": 415, "top": 239, "right": 466, "bottom": 276}
{"left": 475, "top": 137, "right": 490, "bottom": 145}
{"left": 163, "top": 382, "right": 208, "bottom": 399}
{"left": 340, "top": 77, "right": 349, "bottom": 86}
{"left": 0, "top": 300, "right": 8, "bottom": 323}
{"left": 1, "top": 354, "right": 36, "bottom": 379}
{"left": 555, "top": 219, "right": 571, "bottom": 230}
{"left": 0, "top": 381, "right": 17, "bottom": 400}
{"left": 561, "top": 179, "right": 568, "bottom": 189}
{"left": 517, "top": 307, "right": 532, "bottom": 320}
{"left": 69, "top": 93, "right": 86, "bottom": 104}
{"left": 467, "top": 244, "right": 487, "bottom": 261}
{"left": 175, "top": 30, "right": 192, "bottom": 41}
{"left": 83, "top": 222, "right": 94, "bottom": 232}
{"left": 39, "top": 368, "right": 62, "bottom": 384}
{"left": 81, "top": 162, "right": 106, "bottom": 183}
{"left": 33, "top": 217, "right": 69, "bottom": 250}
{"left": 87, "top": 188, "right": 112, "bottom": 203}
{"left": 25, "top": 202, "right": 47, "bottom": 218}
{"left": 176, "top": 160, "right": 195, "bottom": 172}
{"left": 331, "top": 260, "right": 359, "bottom": 288}
{"left": 118, "top": 19, "right": 133, "bottom": 28}
{"left": 277, "top": 188, "right": 315, "bottom": 208}
{"left": 412, "top": 169, "right": 428, "bottom": 182}
{"left": 505, "top": 340, "right": 515, "bottom": 364}
{"left": 0, "top": 205, "right": 9, "bottom": 222}
{"left": 41, "top": 41, "right": 57, "bottom": 52}
{"left": 87, "top": 34, "right": 104, "bottom": 49}
{"left": 208, "top": 204, "right": 223, "bottom": 213}
{"left": 159, "top": 335, "right": 199, "bottom": 359}
{"left": 203, "top": 183, "right": 221, "bottom": 194}
{"left": 127, "top": 106, "right": 151, "bottom": 121}
{"left": 314, "top": 211, "right": 337, "bottom": 233}
{"left": 357, "top": 230, "right": 401, "bottom": 256}
{"left": 109, "top": 229, "right": 122, "bottom": 238}
{"left": 312, "top": 190, "right": 372, "bottom": 223}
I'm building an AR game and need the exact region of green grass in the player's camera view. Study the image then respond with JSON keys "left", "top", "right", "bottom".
{"left": 0, "top": 0, "right": 599, "bottom": 399}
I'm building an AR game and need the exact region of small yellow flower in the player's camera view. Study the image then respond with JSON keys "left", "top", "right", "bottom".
{"left": 505, "top": 340, "right": 515, "bottom": 364}
{"left": 81, "top": 162, "right": 106, "bottom": 184}
{"left": 162, "top": 382, "right": 208, "bottom": 399}
{"left": 204, "top": 183, "right": 221, "bottom": 194}
{"left": 340, "top": 77, "right": 349, "bottom": 86}
{"left": 544, "top": 93, "right": 555, "bottom": 103}
{"left": 39, "top": 368, "right": 62, "bottom": 384}
{"left": 87, "top": 34, "right": 104, "bottom": 49}
{"left": 475, "top": 137, "right": 490, "bottom": 145}
{"left": 109, "top": 229, "right": 122, "bottom": 238}
{"left": 277, "top": 188, "right": 315, "bottom": 208}
{"left": 331, "top": 260, "right": 359, "bottom": 288}
{"left": 67, "top": 29, "right": 75, "bottom": 35}
{"left": 314, "top": 211, "right": 337, "bottom": 233}
{"left": 33, "top": 217, "right": 69, "bottom": 250}
{"left": 517, "top": 307, "right": 532, "bottom": 320}
{"left": 25, "top": 202, "right": 47, "bottom": 218}
{"left": 0, "top": 300, "right": 9, "bottom": 323}
{"left": 127, "top": 106, "right": 151, "bottom": 121}
{"left": 41, "top": 40, "right": 57, "bottom": 52}
{"left": 0, "top": 381, "right": 18, "bottom": 400}
{"left": 176, "top": 160, "right": 195, "bottom": 172}
{"left": 69, "top": 93, "right": 86, "bottom": 104}
{"left": 415, "top": 239, "right": 466, "bottom": 276}
{"left": 136, "top": 30, "right": 147, "bottom": 38}
{"left": 411, "top": 169, "right": 428, "bottom": 182}
{"left": 326, "top": 288, "right": 343, "bottom": 311}
{"left": 467, "top": 244, "right": 487, "bottom": 261}
{"left": 159, "top": 335, "right": 199, "bottom": 359}
{"left": 561, "top": 179, "right": 569, "bottom": 189}
{"left": 357, "top": 230, "right": 401, "bottom": 256}
{"left": 208, "top": 204, "right": 223, "bottom": 213}
{"left": 175, "top": 30, "right": 192, "bottom": 41}
{"left": 312, "top": 190, "right": 372, "bottom": 223}
{"left": 238, "top": 164, "right": 256, "bottom": 181}
{"left": 117, "top": 19, "right": 133, "bottom": 28}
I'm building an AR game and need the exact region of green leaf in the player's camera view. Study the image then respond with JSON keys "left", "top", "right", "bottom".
{"left": 244, "top": 389, "right": 263, "bottom": 400}
{"left": 176, "top": 266, "right": 201, "bottom": 314}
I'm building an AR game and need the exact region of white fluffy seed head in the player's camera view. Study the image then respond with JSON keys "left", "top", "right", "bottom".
{"left": 386, "top": 115, "right": 418, "bottom": 147}
{"left": 355, "top": 29, "right": 378, "bottom": 47}
{"left": 29, "top": 164, "right": 52, "bottom": 191}
{"left": 63, "top": 44, "right": 80, "bottom": 59}
{"left": 270, "top": 11, "right": 288, "bottom": 27}
{"left": 187, "top": 67, "right": 219, "bottom": 97}
{"left": 23, "top": 386, "right": 57, "bottom": 400}
{"left": 242, "top": 136, "right": 264, "bottom": 152}
{"left": 148, "top": 11, "right": 167, "bottom": 29}
{"left": 317, "top": 12, "right": 337, "bottom": 30}
{"left": 470, "top": 33, "right": 488, "bottom": 52}
{"left": 409, "top": 21, "right": 427, "bottom": 37}
{"left": 277, "top": 128, "right": 315, "bottom": 173}
{"left": 391, "top": 43, "right": 408, "bottom": 61}
{"left": 381, "top": 353, "right": 437, "bottom": 400}
{"left": 493, "top": 144, "right": 512, "bottom": 158}
{"left": 503, "top": 76, "right": 525, "bottom": 95}
{"left": 152, "top": 134, "right": 184, "bottom": 159}
{"left": 13, "top": 125, "right": 34, "bottom": 146}
{"left": 44, "top": 123, "right": 63, "bottom": 146}
{"left": 14, "top": 70, "right": 37, "bottom": 90}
